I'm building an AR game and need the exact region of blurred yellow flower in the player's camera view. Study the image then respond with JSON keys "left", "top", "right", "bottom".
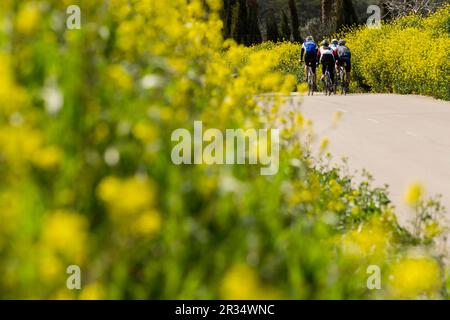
{"left": 132, "top": 210, "right": 162, "bottom": 236}
{"left": 388, "top": 256, "right": 441, "bottom": 299}
{"left": 80, "top": 283, "right": 105, "bottom": 300}
{"left": 106, "top": 64, "right": 133, "bottom": 91}
{"left": 132, "top": 122, "right": 158, "bottom": 143}
{"left": 319, "top": 138, "right": 329, "bottom": 153}
{"left": 0, "top": 127, "right": 42, "bottom": 168}
{"left": 341, "top": 218, "right": 390, "bottom": 260}
{"left": 32, "top": 145, "right": 62, "bottom": 170}
{"left": 332, "top": 111, "right": 343, "bottom": 127}
{"left": 38, "top": 252, "right": 64, "bottom": 282}
{"left": 221, "top": 265, "right": 282, "bottom": 300}
{"left": 424, "top": 221, "right": 442, "bottom": 239}
{"left": 97, "top": 176, "right": 156, "bottom": 216}
{"left": 41, "top": 210, "right": 88, "bottom": 261}
{"left": 15, "top": 3, "right": 41, "bottom": 35}
{"left": 404, "top": 182, "right": 424, "bottom": 207}
{"left": 52, "top": 289, "right": 76, "bottom": 300}
{"left": 351, "top": 205, "right": 360, "bottom": 216}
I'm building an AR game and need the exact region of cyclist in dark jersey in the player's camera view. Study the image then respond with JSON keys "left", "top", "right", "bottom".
{"left": 318, "top": 40, "right": 337, "bottom": 86}
{"left": 336, "top": 40, "right": 352, "bottom": 83}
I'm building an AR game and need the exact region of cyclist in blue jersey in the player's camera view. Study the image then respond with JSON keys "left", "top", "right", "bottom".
{"left": 300, "top": 36, "right": 318, "bottom": 89}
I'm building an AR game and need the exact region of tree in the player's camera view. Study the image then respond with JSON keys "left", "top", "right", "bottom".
{"left": 266, "top": 9, "right": 279, "bottom": 42}
{"left": 222, "top": 0, "right": 262, "bottom": 45}
{"left": 236, "top": 0, "right": 249, "bottom": 44}
{"left": 281, "top": 11, "right": 292, "bottom": 41}
{"left": 289, "top": 0, "right": 302, "bottom": 42}
{"left": 222, "top": 0, "right": 233, "bottom": 40}
{"left": 335, "top": 0, "right": 358, "bottom": 30}
{"left": 381, "top": 0, "right": 447, "bottom": 18}
{"left": 247, "top": 0, "right": 262, "bottom": 45}
{"left": 321, "top": 0, "right": 335, "bottom": 24}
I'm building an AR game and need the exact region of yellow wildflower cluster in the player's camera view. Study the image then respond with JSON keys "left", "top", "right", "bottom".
{"left": 344, "top": 5, "right": 450, "bottom": 100}
{"left": 341, "top": 218, "right": 391, "bottom": 262}
{"left": 97, "top": 176, "right": 161, "bottom": 236}
{"left": 404, "top": 182, "right": 424, "bottom": 207}
{"left": 388, "top": 255, "right": 442, "bottom": 299}
{"left": 221, "top": 265, "right": 282, "bottom": 300}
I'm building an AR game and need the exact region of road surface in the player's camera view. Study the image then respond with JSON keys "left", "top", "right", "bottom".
{"left": 297, "top": 94, "right": 450, "bottom": 225}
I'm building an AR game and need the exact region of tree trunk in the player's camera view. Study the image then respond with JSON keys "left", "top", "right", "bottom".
{"left": 247, "top": 0, "right": 262, "bottom": 45}
{"left": 289, "top": 0, "right": 302, "bottom": 42}
{"left": 321, "top": 0, "right": 334, "bottom": 24}
{"left": 237, "top": 0, "right": 249, "bottom": 44}
{"left": 266, "top": 9, "right": 279, "bottom": 43}
{"left": 335, "top": 0, "right": 358, "bottom": 30}
{"left": 281, "top": 10, "right": 291, "bottom": 41}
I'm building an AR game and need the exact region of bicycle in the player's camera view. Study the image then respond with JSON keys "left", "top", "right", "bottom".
{"left": 306, "top": 65, "right": 315, "bottom": 96}
{"left": 339, "top": 63, "right": 349, "bottom": 95}
{"left": 323, "top": 66, "right": 334, "bottom": 96}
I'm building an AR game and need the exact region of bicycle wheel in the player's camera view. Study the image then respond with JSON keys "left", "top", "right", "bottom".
{"left": 307, "top": 69, "right": 313, "bottom": 96}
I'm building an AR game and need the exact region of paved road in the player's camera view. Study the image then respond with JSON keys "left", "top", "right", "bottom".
{"left": 298, "top": 94, "right": 450, "bottom": 225}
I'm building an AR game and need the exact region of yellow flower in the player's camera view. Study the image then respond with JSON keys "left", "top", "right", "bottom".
{"left": 332, "top": 111, "right": 343, "bottom": 127}
{"left": 31, "top": 146, "right": 62, "bottom": 169}
{"left": 41, "top": 210, "right": 88, "bottom": 261}
{"left": 404, "top": 182, "right": 424, "bottom": 207}
{"left": 80, "top": 283, "right": 105, "bottom": 300}
{"left": 297, "top": 83, "right": 308, "bottom": 94}
{"left": 319, "top": 138, "right": 329, "bottom": 153}
{"left": 0, "top": 54, "right": 27, "bottom": 114}
{"left": 351, "top": 205, "right": 360, "bottom": 216}
{"left": 52, "top": 289, "right": 76, "bottom": 300}
{"left": 15, "top": 3, "right": 41, "bottom": 35}
{"left": 38, "top": 252, "right": 64, "bottom": 282}
{"left": 424, "top": 221, "right": 441, "bottom": 239}
{"left": 97, "top": 176, "right": 156, "bottom": 216}
{"left": 341, "top": 218, "right": 390, "bottom": 260}
{"left": 132, "top": 210, "right": 162, "bottom": 236}
{"left": 329, "top": 179, "right": 342, "bottom": 196}
{"left": 132, "top": 122, "right": 158, "bottom": 143}
{"left": 106, "top": 64, "right": 133, "bottom": 91}
{"left": 0, "top": 126, "right": 42, "bottom": 168}
{"left": 388, "top": 256, "right": 441, "bottom": 299}
{"left": 221, "top": 265, "right": 282, "bottom": 300}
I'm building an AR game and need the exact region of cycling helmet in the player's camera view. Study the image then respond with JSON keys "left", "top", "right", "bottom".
{"left": 338, "top": 40, "right": 346, "bottom": 46}
{"left": 331, "top": 39, "right": 339, "bottom": 45}
{"left": 306, "top": 36, "right": 314, "bottom": 42}
{"left": 321, "top": 40, "right": 329, "bottom": 47}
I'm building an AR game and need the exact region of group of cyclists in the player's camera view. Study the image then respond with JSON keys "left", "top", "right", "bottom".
{"left": 300, "top": 36, "right": 352, "bottom": 95}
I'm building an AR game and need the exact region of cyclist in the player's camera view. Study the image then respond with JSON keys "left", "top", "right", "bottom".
{"left": 300, "top": 36, "right": 318, "bottom": 89}
{"left": 318, "top": 40, "right": 336, "bottom": 87}
{"left": 330, "top": 39, "right": 339, "bottom": 54}
{"left": 330, "top": 39, "right": 339, "bottom": 81}
{"left": 336, "top": 39, "right": 352, "bottom": 84}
